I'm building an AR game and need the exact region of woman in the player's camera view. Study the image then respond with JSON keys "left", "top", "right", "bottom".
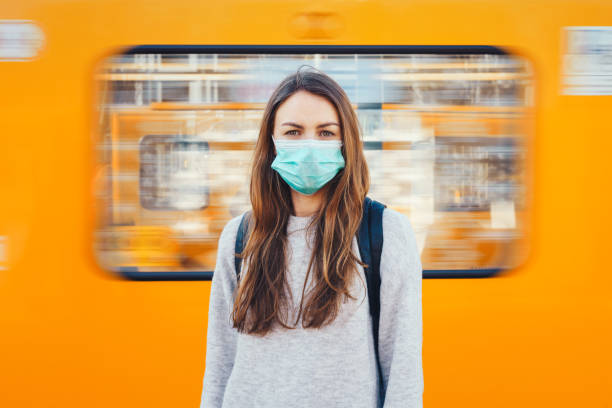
{"left": 200, "top": 67, "right": 423, "bottom": 408}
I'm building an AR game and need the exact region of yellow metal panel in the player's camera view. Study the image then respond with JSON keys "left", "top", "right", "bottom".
{"left": 0, "top": 1, "right": 610, "bottom": 407}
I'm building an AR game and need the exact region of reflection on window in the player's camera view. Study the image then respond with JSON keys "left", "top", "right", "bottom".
{"left": 434, "top": 136, "right": 522, "bottom": 212}
{"left": 93, "top": 50, "right": 533, "bottom": 276}
{"left": 139, "top": 136, "right": 209, "bottom": 211}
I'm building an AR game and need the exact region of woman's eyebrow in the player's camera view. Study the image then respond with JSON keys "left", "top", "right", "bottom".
{"left": 280, "top": 122, "right": 340, "bottom": 128}
{"left": 316, "top": 122, "right": 340, "bottom": 128}
{"left": 280, "top": 122, "right": 304, "bottom": 129}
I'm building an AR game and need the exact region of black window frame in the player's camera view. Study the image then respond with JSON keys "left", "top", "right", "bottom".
{"left": 103, "top": 44, "right": 525, "bottom": 281}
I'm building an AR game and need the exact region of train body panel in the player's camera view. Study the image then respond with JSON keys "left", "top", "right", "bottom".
{"left": 0, "top": 1, "right": 610, "bottom": 407}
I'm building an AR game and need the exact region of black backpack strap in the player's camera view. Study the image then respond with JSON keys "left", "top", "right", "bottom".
{"left": 357, "top": 197, "right": 373, "bottom": 284}
{"left": 357, "top": 196, "right": 387, "bottom": 404}
{"left": 234, "top": 212, "right": 251, "bottom": 279}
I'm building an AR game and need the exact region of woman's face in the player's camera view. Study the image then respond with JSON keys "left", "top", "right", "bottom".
{"left": 273, "top": 90, "right": 341, "bottom": 142}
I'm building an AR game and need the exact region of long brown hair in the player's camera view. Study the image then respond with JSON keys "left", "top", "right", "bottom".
{"left": 231, "top": 67, "right": 370, "bottom": 336}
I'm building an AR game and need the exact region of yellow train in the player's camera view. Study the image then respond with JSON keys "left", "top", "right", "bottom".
{"left": 0, "top": 0, "right": 610, "bottom": 407}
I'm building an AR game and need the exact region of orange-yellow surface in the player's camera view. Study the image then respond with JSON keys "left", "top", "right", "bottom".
{"left": 0, "top": 0, "right": 610, "bottom": 407}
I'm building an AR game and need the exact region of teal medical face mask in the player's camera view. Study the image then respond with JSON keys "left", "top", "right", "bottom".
{"left": 270, "top": 138, "right": 346, "bottom": 195}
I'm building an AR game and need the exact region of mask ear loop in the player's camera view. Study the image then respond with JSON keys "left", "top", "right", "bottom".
{"left": 270, "top": 134, "right": 278, "bottom": 155}
{"left": 270, "top": 133, "right": 278, "bottom": 156}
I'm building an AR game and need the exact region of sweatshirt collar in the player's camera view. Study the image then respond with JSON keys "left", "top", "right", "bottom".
{"left": 287, "top": 213, "right": 316, "bottom": 234}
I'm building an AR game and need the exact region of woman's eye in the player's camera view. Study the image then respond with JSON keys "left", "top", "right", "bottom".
{"left": 285, "top": 130, "right": 299, "bottom": 135}
{"left": 321, "top": 130, "right": 334, "bottom": 137}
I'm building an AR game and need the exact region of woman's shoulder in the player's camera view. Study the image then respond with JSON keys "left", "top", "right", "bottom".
{"left": 381, "top": 207, "right": 416, "bottom": 241}
{"left": 380, "top": 206, "right": 422, "bottom": 278}
{"left": 217, "top": 210, "right": 250, "bottom": 250}
{"left": 212, "top": 211, "right": 250, "bottom": 285}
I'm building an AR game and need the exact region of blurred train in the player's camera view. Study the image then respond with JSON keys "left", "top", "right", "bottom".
{"left": 1, "top": 0, "right": 610, "bottom": 407}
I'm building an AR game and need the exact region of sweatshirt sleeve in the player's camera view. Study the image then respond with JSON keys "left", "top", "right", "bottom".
{"left": 200, "top": 215, "right": 243, "bottom": 408}
{"left": 378, "top": 208, "right": 424, "bottom": 408}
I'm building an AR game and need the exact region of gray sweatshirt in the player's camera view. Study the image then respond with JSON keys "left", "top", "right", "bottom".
{"left": 200, "top": 208, "right": 423, "bottom": 408}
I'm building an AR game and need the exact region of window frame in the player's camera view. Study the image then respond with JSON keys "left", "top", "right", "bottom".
{"left": 98, "top": 44, "right": 528, "bottom": 281}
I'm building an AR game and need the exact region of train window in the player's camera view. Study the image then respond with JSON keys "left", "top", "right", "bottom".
{"left": 93, "top": 46, "right": 533, "bottom": 280}
{"left": 139, "top": 136, "right": 210, "bottom": 211}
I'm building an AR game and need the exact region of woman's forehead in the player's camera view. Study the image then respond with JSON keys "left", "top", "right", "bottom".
{"left": 275, "top": 91, "right": 339, "bottom": 125}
